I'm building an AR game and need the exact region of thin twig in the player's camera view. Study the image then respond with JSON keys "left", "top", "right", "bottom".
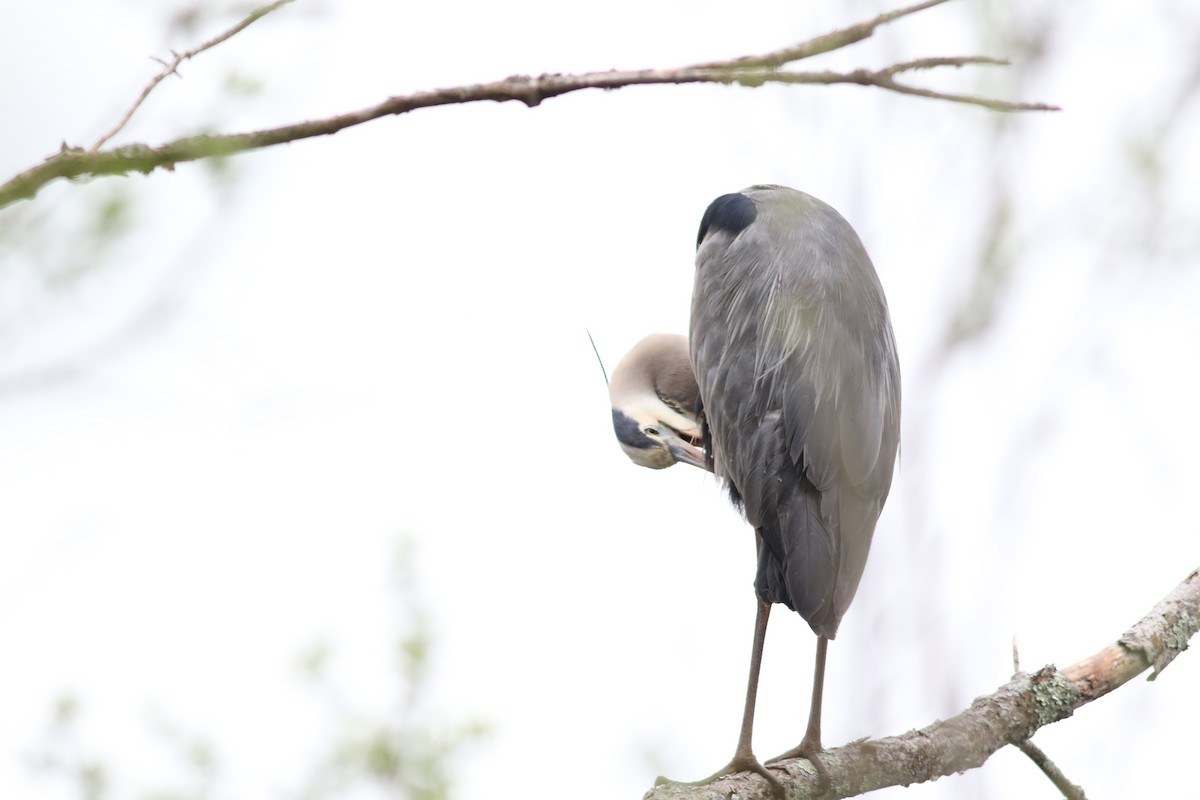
{"left": 880, "top": 55, "right": 1009, "bottom": 76}
{"left": 90, "top": 0, "right": 296, "bottom": 151}
{"left": 1015, "top": 739, "right": 1089, "bottom": 800}
{"left": 689, "top": 0, "right": 956, "bottom": 70}
{"left": 766, "top": 67, "right": 1058, "bottom": 112}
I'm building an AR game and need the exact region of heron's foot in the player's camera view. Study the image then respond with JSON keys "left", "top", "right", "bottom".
{"left": 767, "top": 737, "right": 830, "bottom": 797}
{"left": 767, "top": 733, "right": 821, "bottom": 763}
{"left": 655, "top": 753, "right": 786, "bottom": 798}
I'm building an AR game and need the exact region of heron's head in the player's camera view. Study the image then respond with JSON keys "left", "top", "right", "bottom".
{"left": 608, "top": 333, "right": 709, "bottom": 470}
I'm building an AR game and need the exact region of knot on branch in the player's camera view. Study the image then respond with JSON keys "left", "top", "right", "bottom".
{"left": 502, "top": 74, "right": 546, "bottom": 107}
{"left": 110, "top": 143, "right": 161, "bottom": 175}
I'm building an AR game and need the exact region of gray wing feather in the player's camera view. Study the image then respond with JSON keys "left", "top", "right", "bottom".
{"left": 690, "top": 186, "right": 900, "bottom": 638}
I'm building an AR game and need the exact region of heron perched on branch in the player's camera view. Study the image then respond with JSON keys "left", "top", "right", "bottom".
{"left": 609, "top": 185, "right": 901, "bottom": 795}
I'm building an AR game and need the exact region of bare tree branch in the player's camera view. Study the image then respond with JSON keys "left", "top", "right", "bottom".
{"left": 91, "top": 0, "right": 297, "bottom": 152}
{"left": 0, "top": 0, "right": 1057, "bottom": 210}
{"left": 646, "top": 567, "right": 1200, "bottom": 800}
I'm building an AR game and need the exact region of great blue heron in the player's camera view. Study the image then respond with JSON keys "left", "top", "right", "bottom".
{"left": 609, "top": 185, "right": 900, "bottom": 793}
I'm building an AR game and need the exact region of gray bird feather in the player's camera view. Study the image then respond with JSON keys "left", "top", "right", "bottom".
{"left": 690, "top": 185, "right": 901, "bottom": 638}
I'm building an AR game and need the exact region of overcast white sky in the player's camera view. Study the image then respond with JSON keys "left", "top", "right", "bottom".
{"left": 2, "top": 1, "right": 1199, "bottom": 799}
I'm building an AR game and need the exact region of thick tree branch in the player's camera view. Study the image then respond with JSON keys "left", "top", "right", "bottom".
{"left": 646, "top": 568, "right": 1200, "bottom": 800}
{"left": 0, "top": 0, "right": 1057, "bottom": 210}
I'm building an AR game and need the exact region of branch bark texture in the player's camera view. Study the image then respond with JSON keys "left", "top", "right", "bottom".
{"left": 0, "top": 0, "right": 1057, "bottom": 210}
{"left": 646, "top": 568, "right": 1200, "bottom": 800}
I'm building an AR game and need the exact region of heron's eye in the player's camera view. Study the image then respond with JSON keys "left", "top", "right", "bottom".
{"left": 644, "top": 426, "right": 660, "bottom": 437}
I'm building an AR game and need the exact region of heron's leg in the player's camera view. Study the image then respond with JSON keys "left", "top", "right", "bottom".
{"left": 730, "top": 598, "right": 773, "bottom": 766}
{"left": 767, "top": 635, "right": 832, "bottom": 792}
{"left": 801, "top": 634, "right": 828, "bottom": 752}
{"left": 656, "top": 600, "right": 785, "bottom": 798}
